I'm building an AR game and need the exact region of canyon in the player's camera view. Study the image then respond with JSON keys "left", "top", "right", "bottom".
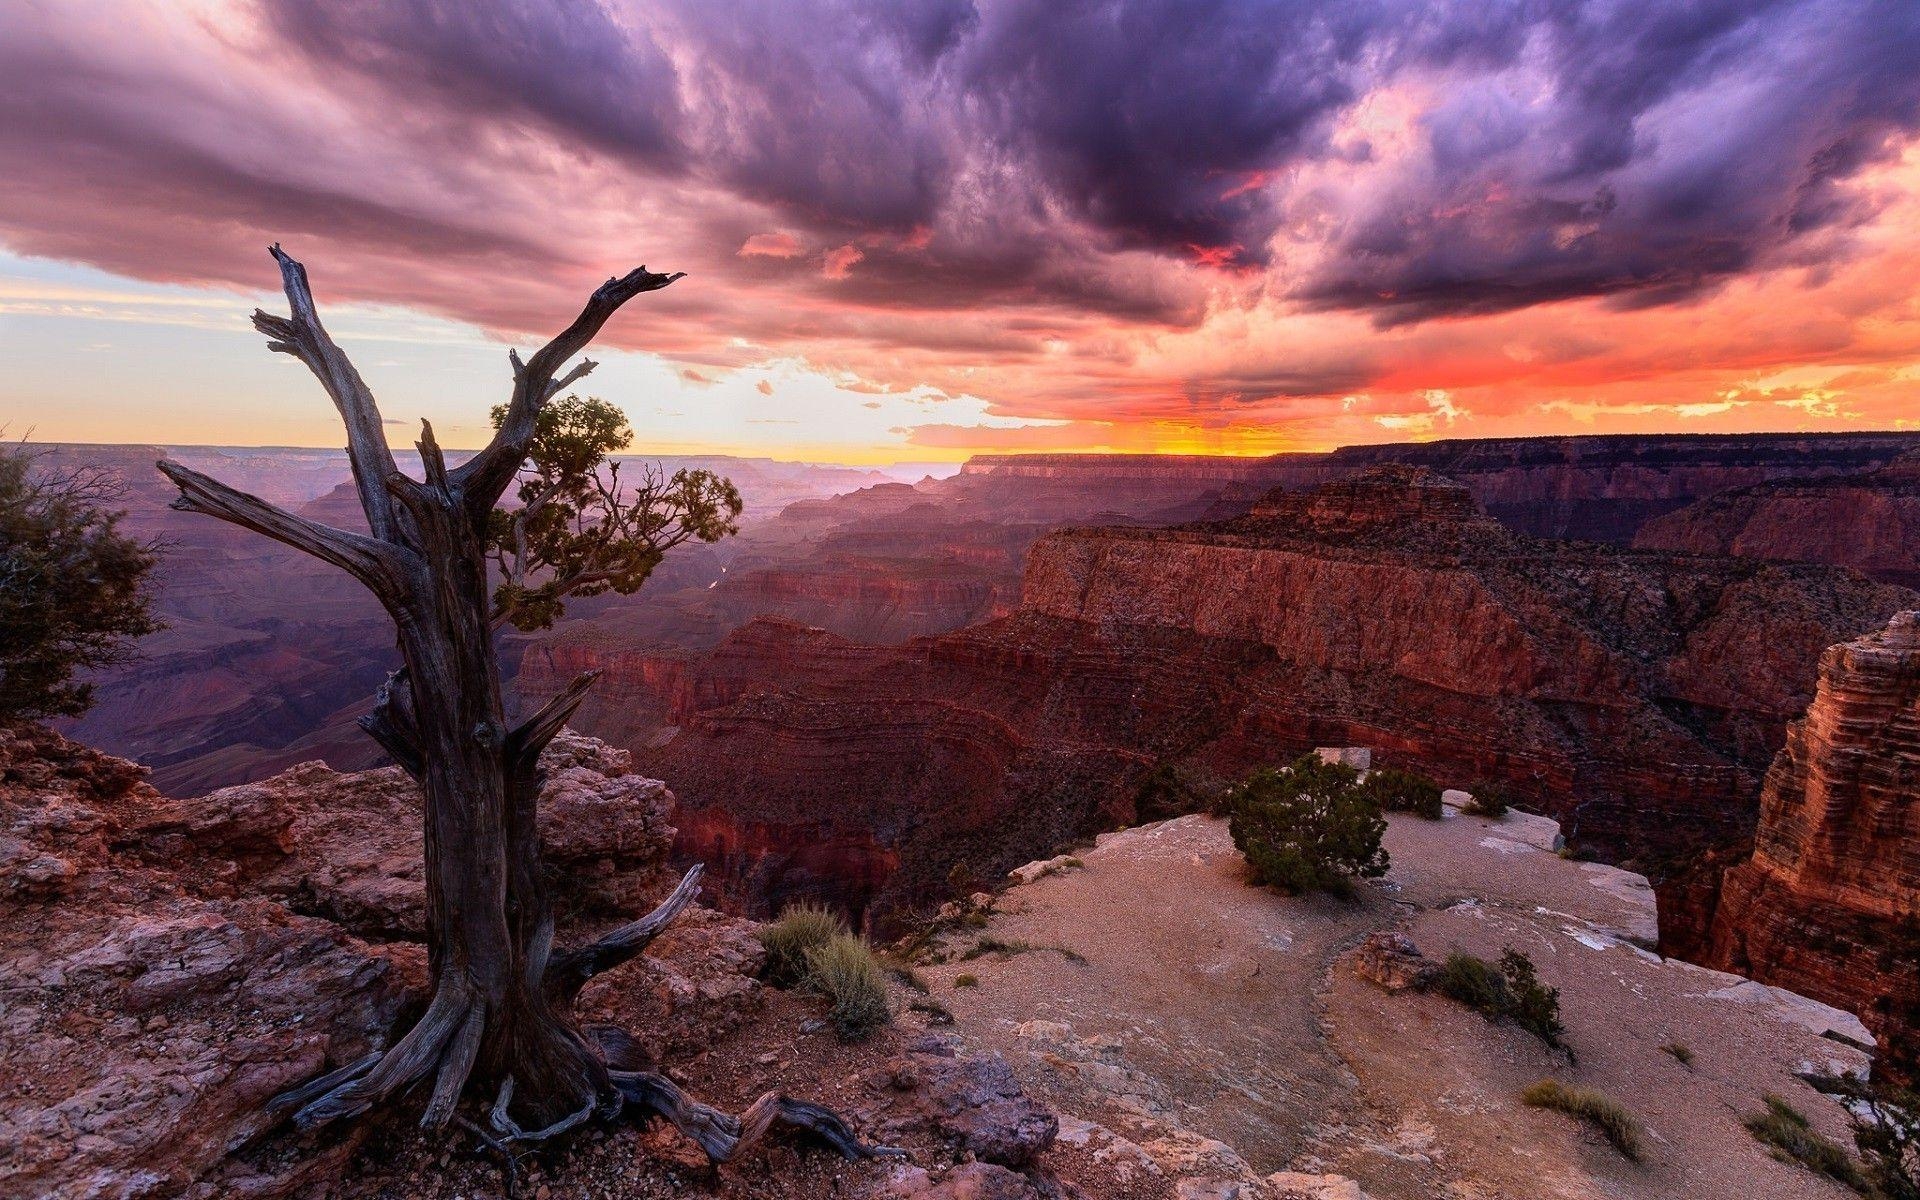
{"left": 59, "top": 432, "right": 1920, "bottom": 797}
{"left": 14, "top": 432, "right": 1920, "bottom": 1194}
{"left": 48, "top": 444, "right": 900, "bottom": 794}
{"left": 48, "top": 435, "right": 1920, "bottom": 1044}
{"left": 586, "top": 468, "right": 1912, "bottom": 933}
{"left": 1636, "top": 452, "right": 1920, "bottom": 586}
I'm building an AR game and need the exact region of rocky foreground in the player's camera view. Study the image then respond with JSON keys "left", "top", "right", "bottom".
{"left": 2, "top": 717, "right": 1892, "bottom": 1199}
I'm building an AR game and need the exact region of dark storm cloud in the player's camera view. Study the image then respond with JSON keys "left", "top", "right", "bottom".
{"left": 257, "top": 0, "right": 687, "bottom": 168}
{"left": 2, "top": 0, "right": 1917, "bottom": 344}
{"left": 1292, "top": 0, "right": 1920, "bottom": 321}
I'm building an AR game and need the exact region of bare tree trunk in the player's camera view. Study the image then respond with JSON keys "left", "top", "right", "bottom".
{"left": 159, "top": 246, "right": 897, "bottom": 1161}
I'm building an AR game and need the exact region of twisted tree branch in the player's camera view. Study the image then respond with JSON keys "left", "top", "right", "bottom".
{"left": 506, "top": 669, "right": 601, "bottom": 771}
{"left": 156, "top": 460, "right": 412, "bottom": 604}
{"left": 253, "top": 245, "right": 404, "bottom": 543}
{"left": 358, "top": 669, "right": 424, "bottom": 778}
{"left": 455, "top": 266, "right": 684, "bottom": 518}
{"left": 610, "top": 1071, "right": 903, "bottom": 1162}
{"left": 544, "top": 864, "right": 704, "bottom": 1004}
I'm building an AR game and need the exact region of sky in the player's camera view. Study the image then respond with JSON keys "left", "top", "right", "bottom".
{"left": 2, "top": 0, "right": 1919, "bottom": 464}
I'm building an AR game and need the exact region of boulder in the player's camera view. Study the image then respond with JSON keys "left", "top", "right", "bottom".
{"left": 1351, "top": 931, "right": 1434, "bottom": 992}
{"left": 876, "top": 1039, "right": 1058, "bottom": 1167}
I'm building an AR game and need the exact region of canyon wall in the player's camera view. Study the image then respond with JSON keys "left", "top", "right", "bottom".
{"left": 1692, "top": 613, "right": 1920, "bottom": 1076}
{"left": 638, "top": 469, "right": 1912, "bottom": 926}
{"left": 958, "top": 432, "right": 1920, "bottom": 542}
{"left": 1635, "top": 454, "right": 1920, "bottom": 586}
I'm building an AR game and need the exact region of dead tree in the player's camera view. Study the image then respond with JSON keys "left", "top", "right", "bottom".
{"left": 158, "top": 246, "right": 896, "bottom": 1161}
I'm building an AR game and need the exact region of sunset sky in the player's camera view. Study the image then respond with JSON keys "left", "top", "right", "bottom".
{"left": 3, "top": 0, "right": 1918, "bottom": 464}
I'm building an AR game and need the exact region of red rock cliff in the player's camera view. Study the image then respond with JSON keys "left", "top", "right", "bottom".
{"left": 1698, "top": 613, "right": 1920, "bottom": 1076}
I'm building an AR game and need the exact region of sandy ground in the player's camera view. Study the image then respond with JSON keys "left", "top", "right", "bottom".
{"left": 917, "top": 806, "right": 1875, "bottom": 1200}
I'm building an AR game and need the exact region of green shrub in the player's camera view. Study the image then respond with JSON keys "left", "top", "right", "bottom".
{"left": 1434, "top": 952, "right": 1512, "bottom": 1017}
{"left": 954, "top": 973, "right": 979, "bottom": 988}
{"left": 1364, "top": 767, "right": 1443, "bottom": 819}
{"left": 1744, "top": 1095, "right": 1869, "bottom": 1190}
{"left": 1464, "top": 781, "right": 1511, "bottom": 819}
{"left": 0, "top": 443, "right": 159, "bottom": 721}
{"left": 1800, "top": 1072, "right": 1918, "bottom": 1199}
{"left": 1499, "top": 949, "right": 1564, "bottom": 1044}
{"left": 759, "top": 902, "right": 846, "bottom": 987}
{"left": 1659, "top": 1041, "right": 1694, "bottom": 1066}
{"left": 1523, "top": 1079, "right": 1643, "bottom": 1160}
{"left": 804, "top": 932, "right": 891, "bottom": 1041}
{"left": 1433, "top": 948, "right": 1562, "bottom": 1045}
{"left": 1225, "top": 755, "right": 1389, "bottom": 896}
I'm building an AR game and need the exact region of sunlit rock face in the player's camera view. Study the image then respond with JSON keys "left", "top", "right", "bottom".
{"left": 640, "top": 468, "right": 1913, "bottom": 929}
{"left": 1695, "top": 612, "right": 1920, "bottom": 1078}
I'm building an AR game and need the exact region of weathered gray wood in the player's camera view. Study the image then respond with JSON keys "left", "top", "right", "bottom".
{"left": 453, "top": 265, "right": 684, "bottom": 518}
{"left": 167, "top": 247, "right": 886, "bottom": 1160}
{"left": 544, "top": 864, "right": 705, "bottom": 1003}
{"left": 253, "top": 245, "right": 404, "bottom": 542}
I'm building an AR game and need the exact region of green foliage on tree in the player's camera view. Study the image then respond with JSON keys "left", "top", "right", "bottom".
{"left": 0, "top": 445, "right": 158, "bottom": 720}
{"left": 485, "top": 394, "right": 742, "bottom": 631}
{"left": 1225, "top": 754, "right": 1389, "bottom": 896}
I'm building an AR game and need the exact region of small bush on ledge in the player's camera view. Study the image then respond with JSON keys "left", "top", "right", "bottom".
{"left": 1463, "top": 781, "right": 1512, "bottom": 819}
{"left": 1433, "top": 947, "right": 1564, "bottom": 1045}
{"left": 1523, "top": 1079, "right": 1643, "bottom": 1159}
{"left": 1226, "top": 755, "right": 1388, "bottom": 896}
{"left": 1364, "top": 767, "right": 1444, "bottom": 819}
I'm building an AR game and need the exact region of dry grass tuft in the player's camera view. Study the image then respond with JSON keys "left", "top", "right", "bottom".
{"left": 759, "top": 902, "right": 846, "bottom": 987}
{"left": 1522, "top": 1079, "right": 1643, "bottom": 1160}
{"left": 804, "top": 932, "right": 891, "bottom": 1042}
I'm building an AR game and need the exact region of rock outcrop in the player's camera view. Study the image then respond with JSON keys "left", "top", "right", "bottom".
{"left": 0, "top": 722, "right": 415, "bottom": 1199}
{"left": 1695, "top": 612, "right": 1920, "bottom": 1077}
{"left": 0, "top": 723, "right": 696, "bottom": 1197}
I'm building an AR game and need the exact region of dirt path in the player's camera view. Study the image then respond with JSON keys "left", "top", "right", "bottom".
{"left": 912, "top": 807, "right": 1875, "bottom": 1200}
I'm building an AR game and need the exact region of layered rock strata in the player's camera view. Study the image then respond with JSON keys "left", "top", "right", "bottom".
{"left": 1696, "top": 612, "right": 1920, "bottom": 1076}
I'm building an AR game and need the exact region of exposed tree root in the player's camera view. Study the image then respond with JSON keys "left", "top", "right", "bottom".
{"left": 610, "top": 1070, "right": 906, "bottom": 1163}
{"left": 266, "top": 862, "right": 901, "bottom": 1172}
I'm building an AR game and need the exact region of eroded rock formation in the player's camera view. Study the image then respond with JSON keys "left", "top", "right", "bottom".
{"left": 1694, "top": 612, "right": 1920, "bottom": 1076}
